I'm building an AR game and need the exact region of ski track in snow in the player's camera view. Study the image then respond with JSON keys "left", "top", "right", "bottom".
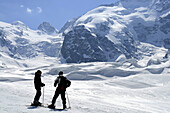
{"left": 0, "top": 60, "right": 170, "bottom": 113}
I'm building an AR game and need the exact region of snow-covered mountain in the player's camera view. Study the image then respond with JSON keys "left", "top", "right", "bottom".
{"left": 61, "top": 0, "right": 170, "bottom": 63}
{"left": 0, "top": 0, "right": 170, "bottom": 65}
{"left": 0, "top": 21, "right": 63, "bottom": 68}
{"left": 38, "top": 22, "right": 58, "bottom": 35}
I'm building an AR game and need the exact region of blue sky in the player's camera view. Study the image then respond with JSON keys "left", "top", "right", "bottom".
{"left": 0, "top": 0, "right": 119, "bottom": 30}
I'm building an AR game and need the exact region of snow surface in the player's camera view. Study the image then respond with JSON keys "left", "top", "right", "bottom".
{"left": 0, "top": 57, "right": 170, "bottom": 113}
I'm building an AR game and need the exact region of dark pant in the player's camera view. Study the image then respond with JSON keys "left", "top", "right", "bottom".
{"left": 52, "top": 89, "right": 66, "bottom": 107}
{"left": 34, "top": 88, "right": 41, "bottom": 102}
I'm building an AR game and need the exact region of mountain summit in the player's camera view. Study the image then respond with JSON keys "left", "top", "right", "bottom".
{"left": 38, "top": 22, "right": 58, "bottom": 35}
{"left": 11, "top": 21, "right": 28, "bottom": 30}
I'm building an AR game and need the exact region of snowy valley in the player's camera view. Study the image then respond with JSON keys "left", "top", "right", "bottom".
{"left": 0, "top": 0, "right": 170, "bottom": 113}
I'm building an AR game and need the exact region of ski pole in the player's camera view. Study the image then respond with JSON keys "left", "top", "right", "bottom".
{"left": 42, "top": 86, "right": 44, "bottom": 105}
{"left": 66, "top": 91, "right": 71, "bottom": 109}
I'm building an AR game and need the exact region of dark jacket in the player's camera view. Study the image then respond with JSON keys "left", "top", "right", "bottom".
{"left": 54, "top": 76, "right": 71, "bottom": 91}
{"left": 34, "top": 72, "right": 45, "bottom": 90}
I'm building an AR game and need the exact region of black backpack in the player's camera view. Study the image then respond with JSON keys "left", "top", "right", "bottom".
{"left": 57, "top": 76, "right": 71, "bottom": 88}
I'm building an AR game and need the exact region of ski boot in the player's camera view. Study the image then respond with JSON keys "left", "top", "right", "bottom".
{"left": 31, "top": 100, "right": 41, "bottom": 106}
{"left": 48, "top": 104, "right": 55, "bottom": 109}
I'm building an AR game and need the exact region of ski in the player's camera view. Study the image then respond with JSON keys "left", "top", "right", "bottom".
{"left": 26, "top": 104, "right": 71, "bottom": 111}
{"left": 46, "top": 104, "right": 71, "bottom": 111}
{"left": 26, "top": 104, "right": 44, "bottom": 108}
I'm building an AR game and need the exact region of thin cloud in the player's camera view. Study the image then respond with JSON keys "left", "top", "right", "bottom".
{"left": 27, "top": 8, "right": 32, "bottom": 14}
{"left": 20, "top": 5, "right": 24, "bottom": 8}
{"left": 37, "top": 7, "right": 42, "bottom": 13}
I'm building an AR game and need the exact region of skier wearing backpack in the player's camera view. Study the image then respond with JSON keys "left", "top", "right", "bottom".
{"left": 48, "top": 71, "right": 71, "bottom": 109}
{"left": 32, "top": 70, "right": 45, "bottom": 106}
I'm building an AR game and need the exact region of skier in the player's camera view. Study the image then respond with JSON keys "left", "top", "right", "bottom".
{"left": 48, "top": 71, "right": 71, "bottom": 109}
{"left": 32, "top": 70, "right": 45, "bottom": 106}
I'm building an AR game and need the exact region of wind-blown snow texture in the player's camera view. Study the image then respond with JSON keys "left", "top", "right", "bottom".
{"left": 1, "top": 0, "right": 170, "bottom": 113}
{"left": 0, "top": 60, "right": 170, "bottom": 113}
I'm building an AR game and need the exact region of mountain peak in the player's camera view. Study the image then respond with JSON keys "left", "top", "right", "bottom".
{"left": 38, "top": 22, "right": 58, "bottom": 35}
{"left": 12, "top": 21, "right": 25, "bottom": 25}
{"left": 11, "top": 21, "right": 28, "bottom": 30}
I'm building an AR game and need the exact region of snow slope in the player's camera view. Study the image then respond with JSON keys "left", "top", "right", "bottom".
{"left": 0, "top": 56, "right": 170, "bottom": 113}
